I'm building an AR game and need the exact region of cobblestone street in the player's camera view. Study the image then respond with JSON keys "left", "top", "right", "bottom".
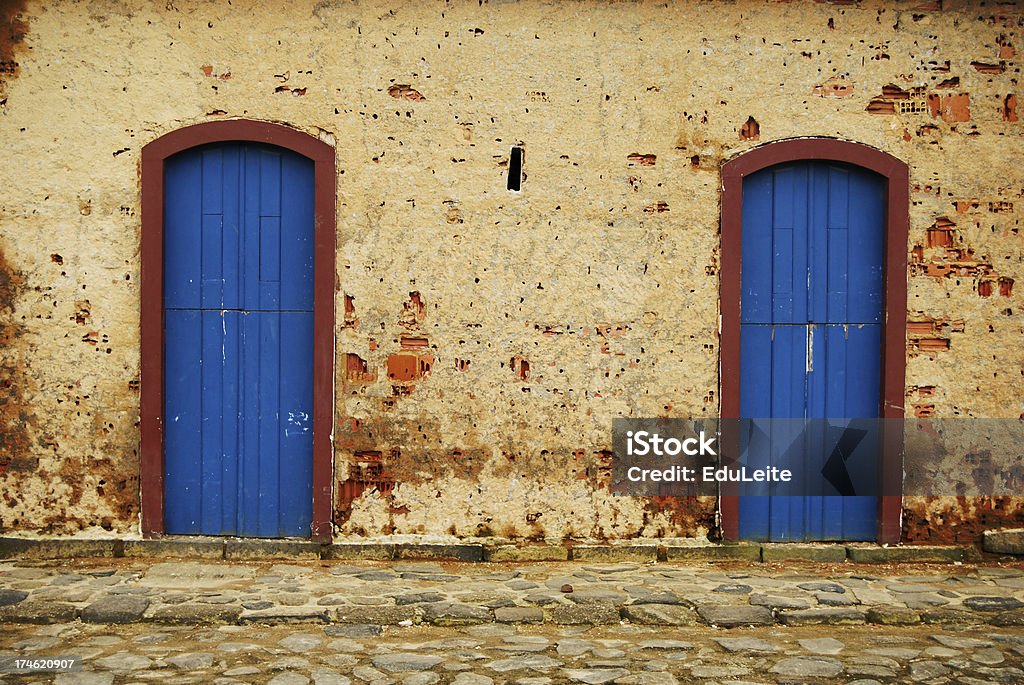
{"left": 5, "top": 615, "right": 1024, "bottom": 685}
{"left": 2, "top": 556, "right": 1024, "bottom": 683}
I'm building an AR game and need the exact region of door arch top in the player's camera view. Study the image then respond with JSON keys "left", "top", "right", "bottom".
{"left": 139, "top": 119, "right": 337, "bottom": 542}
{"left": 722, "top": 137, "right": 907, "bottom": 181}
{"left": 142, "top": 119, "right": 334, "bottom": 166}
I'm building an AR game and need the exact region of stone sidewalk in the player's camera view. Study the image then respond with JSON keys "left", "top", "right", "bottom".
{"left": 2, "top": 556, "right": 1023, "bottom": 630}
{"left": 3, "top": 556, "right": 1024, "bottom": 685}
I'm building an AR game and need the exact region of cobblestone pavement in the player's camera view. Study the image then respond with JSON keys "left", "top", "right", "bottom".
{"left": 1, "top": 558, "right": 1023, "bottom": 683}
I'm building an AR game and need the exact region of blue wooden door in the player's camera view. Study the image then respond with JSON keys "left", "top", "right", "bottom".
{"left": 739, "top": 161, "right": 884, "bottom": 541}
{"left": 163, "top": 143, "right": 315, "bottom": 537}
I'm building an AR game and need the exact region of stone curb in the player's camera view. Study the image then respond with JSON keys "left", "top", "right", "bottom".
{"left": 8, "top": 606, "right": 1015, "bottom": 626}
{"left": 0, "top": 536, "right": 998, "bottom": 563}
{"left": 5, "top": 600, "right": 1022, "bottom": 629}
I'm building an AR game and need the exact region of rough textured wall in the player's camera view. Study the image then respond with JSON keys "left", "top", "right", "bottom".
{"left": 0, "top": 0, "right": 1020, "bottom": 541}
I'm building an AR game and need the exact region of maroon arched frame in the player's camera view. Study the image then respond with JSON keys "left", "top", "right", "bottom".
{"left": 140, "top": 120, "right": 336, "bottom": 542}
{"left": 718, "top": 138, "right": 909, "bottom": 544}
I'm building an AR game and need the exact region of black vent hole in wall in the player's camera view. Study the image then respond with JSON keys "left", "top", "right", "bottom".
{"left": 507, "top": 146, "right": 523, "bottom": 191}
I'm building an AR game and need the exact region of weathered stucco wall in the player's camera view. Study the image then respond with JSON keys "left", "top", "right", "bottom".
{"left": 0, "top": 0, "right": 1020, "bottom": 541}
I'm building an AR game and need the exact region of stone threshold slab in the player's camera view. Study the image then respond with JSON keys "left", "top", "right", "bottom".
{"left": 0, "top": 536, "right": 988, "bottom": 563}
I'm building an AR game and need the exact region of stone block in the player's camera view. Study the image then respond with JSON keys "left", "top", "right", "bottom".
{"left": 123, "top": 539, "right": 224, "bottom": 559}
{"left": 545, "top": 604, "right": 620, "bottom": 625}
{"left": 983, "top": 528, "right": 1024, "bottom": 555}
{"left": 621, "top": 604, "right": 698, "bottom": 626}
{"left": 761, "top": 544, "right": 846, "bottom": 563}
{"left": 224, "top": 540, "right": 321, "bottom": 560}
{"left": 696, "top": 605, "right": 774, "bottom": 628}
{"left": 323, "top": 543, "right": 395, "bottom": 561}
{"left": 485, "top": 544, "right": 569, "bottom": 562}
{"left": 846, "top": 545, "right": 966, "bottom": 563}
{"left": 0, "top": 601, "right": 78, "bottom": 623}
{"left": 394, "top": 544, "right": 484, "bottom": 562}
{"left": 149, "top": 603, "right": 243, "bottom": 624}
{"left": 778, "top": 607, "right": 866, "bottom": 625}
{"left": 494, "top": 607, "right": 544, "bottom": 623}
{"left": 664, "top": 545, "right": 761, "bottom": 562}
{"left": 570, "top": 545, "right": 658, "bottom": 562}
{"left": 82, "top": 596, "right": 151, "bottom": 623}
{"left": 0, "top": 538, "right": 120, "bottom": 559}
{"left": 334, "top": 604, "right": 418, "bottom": 625}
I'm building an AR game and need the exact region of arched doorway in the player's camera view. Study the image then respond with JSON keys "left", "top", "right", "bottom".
{"left": 719, "top": 139, "right": 909, "bottom": 543}
{"left": 140, "top": 120, "right": 336, "bottom": 541}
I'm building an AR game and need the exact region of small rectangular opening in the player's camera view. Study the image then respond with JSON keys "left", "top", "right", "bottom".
{"left": 507, "top": 146, "right": 523, "bottom": 191}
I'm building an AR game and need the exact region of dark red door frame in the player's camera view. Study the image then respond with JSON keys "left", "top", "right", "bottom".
{"left": 140, "top": 120, "right": 336, "bottom": 542}
{"left": 719, "top": 138, "right": 909, "bottom": 544}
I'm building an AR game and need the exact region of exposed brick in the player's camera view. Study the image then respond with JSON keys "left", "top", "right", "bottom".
{"left": 626, "top": 153, "right": 656, "bottom": 167}
{"left": 813, "top": 76, "right": 854, "bottom": 98}
{"left": 386, "top": 354, "right": 431, "bottom": 382}
{"left": 928, "top": 93, "right": 971, "bottom": 122}
{"left": 511, "top": 354, "right": 530, "bottom": 381}
{"left": 926, "top": 217, "right": 955, "bottom": 247}
{"left": 971, "top": 61, "right": 1006, "bottom": 74}
{"left": 343, "top": 294, "right": 357, "bottom": 328}
{"left": 906, "top": 321, "right": 936, "bottom": 336}
{"left": 866, "top": 99, "right": 896, "bottom": 114}
{"left": 388, "top": 84, "right": 425, "bottom": 100}
{"left": 997, "top": 34, "right": 1015, "bottom": 59}
{"left": 400, "top": 336, "right": 429, "bottom": 349}
{"left": 739, "top": 116, "right": 759, "bottom": 140}
{"left": 914, "top": 338, "right": 951, "bottom": 352}
{"left": 1000, "top": 94, "right": 1017, "bottom": 122}
{"left": 346, "top": 353, "right": 376, "bottom": 384}
{"left": 398, "top": 291, "right": 425, "bottom": 328}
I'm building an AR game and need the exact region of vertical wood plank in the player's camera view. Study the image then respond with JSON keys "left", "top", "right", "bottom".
{"left": 163, "top": 152, "right": 203, "bottom": 309}
{"left": 164, "top": 310, "right": 203, "bottom": 533}
{"left": 739, "top": 323, "right": 772, "bottom": 540}
{"left": 278, "top": 311, "right": 314, "bottom": 535}
{"left": 741, "top": 171, "right": 773, "bottom": 324}
{"left": 281, "top": 153, "right": 316, "bottom": 312}
{"left": 200, "top": 310, "right": 224, "bottom": 534}
{"left": 256, "top": 311, "right": 281, "bottom": 536}
{"left": 222, "top": 146, "right": 242, "bottom": 310}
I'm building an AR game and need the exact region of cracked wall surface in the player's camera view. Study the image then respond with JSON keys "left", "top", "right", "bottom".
{"left": 0, "top": 0, "right": 1020, "bottom": 542}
